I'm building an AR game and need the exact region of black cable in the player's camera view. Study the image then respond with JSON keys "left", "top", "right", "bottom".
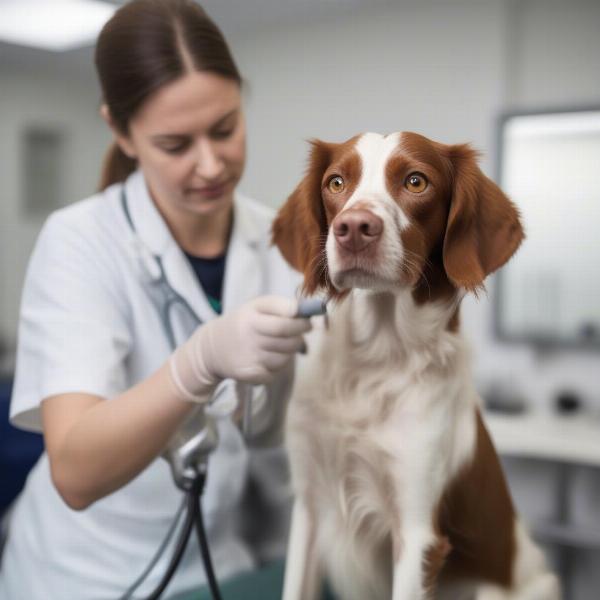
{"left": 143, "top": 471, "right": 225, "bottom": 600}
{"left": 120, "top": 497, "right": 187, "bottom": 599}
{"left": 145, "top": 492, "right": 196, "bottom": 600}
{"left": 194, "top": 494, "right": 223, "bottom": 600}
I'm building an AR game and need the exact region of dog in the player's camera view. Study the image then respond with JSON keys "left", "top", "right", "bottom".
{"left": 272, "top": 132, "right": 561, "bottom": 600}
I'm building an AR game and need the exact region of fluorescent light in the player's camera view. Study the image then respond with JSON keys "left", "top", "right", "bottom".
{"left": 0, "top": 0, "right": 116, "bottom": 52}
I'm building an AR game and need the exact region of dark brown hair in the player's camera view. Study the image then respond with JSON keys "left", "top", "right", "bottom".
{"left": 95, "top": 0, "right": 241, "bottom": 190}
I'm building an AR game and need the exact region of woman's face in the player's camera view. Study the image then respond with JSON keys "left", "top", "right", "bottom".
{"left": 114, "top": 70, "right": 246, "bottom": 221}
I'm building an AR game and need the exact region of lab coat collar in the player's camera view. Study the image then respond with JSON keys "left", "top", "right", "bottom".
{"left": 124, "top": 170, "right": 173, "bottom": 256}
{"left": 123, "top": 170, "right": 264, "bottom": 320}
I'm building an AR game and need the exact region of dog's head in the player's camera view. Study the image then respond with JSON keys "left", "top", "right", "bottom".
{"left": 272, "top": 131, "right": 524, "bottom": 302}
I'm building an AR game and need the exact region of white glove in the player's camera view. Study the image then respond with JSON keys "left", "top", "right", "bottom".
{"left": 168, "top": 296, "right": 311, "bottom": 403}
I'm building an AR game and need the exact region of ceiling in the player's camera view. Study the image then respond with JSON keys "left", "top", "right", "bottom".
{"left": 0, "top": 0, "right": 388, "bottom": 81}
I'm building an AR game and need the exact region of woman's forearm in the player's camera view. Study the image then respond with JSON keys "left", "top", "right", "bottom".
{"left": 45, "top": 363, "right": 196, "bottom": 510}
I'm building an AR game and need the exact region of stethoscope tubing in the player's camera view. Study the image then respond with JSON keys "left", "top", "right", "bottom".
{"left": 122, "top": 186, "right": 203, "bottom": 351}
{"left": 146, "top": 475, "right": 222, "bottom": 600}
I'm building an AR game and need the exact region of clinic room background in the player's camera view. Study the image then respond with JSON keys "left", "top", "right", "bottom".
{"left": 1, "top": 0, "right": 599, "bottom": 598}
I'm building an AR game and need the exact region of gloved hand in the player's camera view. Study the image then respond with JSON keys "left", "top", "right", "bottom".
{"left": 168, "top": 296, "right": 311, "bottom": 403}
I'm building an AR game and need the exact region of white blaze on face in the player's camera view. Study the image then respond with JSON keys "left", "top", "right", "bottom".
{"left": 326, "top": 132, "right": 410, "bottom": 290}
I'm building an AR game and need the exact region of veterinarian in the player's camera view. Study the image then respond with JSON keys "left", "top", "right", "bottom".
{"left": 0, "top": 1, "right": 309, "bottom": 598}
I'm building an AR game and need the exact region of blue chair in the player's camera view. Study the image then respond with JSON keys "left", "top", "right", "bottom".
{"left": 0, "top": 378, "right": 44, "bottom": 518}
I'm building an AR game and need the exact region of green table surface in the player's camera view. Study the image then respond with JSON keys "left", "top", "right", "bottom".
{"left": 172, "top": 559, "right": 337, "bottom": 600}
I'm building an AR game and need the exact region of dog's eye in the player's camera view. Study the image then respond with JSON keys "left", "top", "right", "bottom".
{"left": 327, "top": 175, "right": 345, "bottom": 194}
{"left": 405, "top": 172, "right": 428, "bottom": 193}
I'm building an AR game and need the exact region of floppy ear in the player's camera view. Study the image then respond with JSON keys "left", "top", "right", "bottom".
{"left": 272, "top": 140, "right": 331, "bottom": 295}
{"left": 442, "top": 144, "right": 525, "bottom": 294}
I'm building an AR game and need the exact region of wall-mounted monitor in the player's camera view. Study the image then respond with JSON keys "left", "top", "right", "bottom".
{"left": 494, "top": 107, "right": 600, "bottom": 350}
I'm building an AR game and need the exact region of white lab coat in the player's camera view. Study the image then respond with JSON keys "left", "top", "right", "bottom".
{"left": 0, "top": 170, "right": 301, "bottom": 599}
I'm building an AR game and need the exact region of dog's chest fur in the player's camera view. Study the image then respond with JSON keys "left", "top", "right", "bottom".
{"left": 285, "top": 290, "right": 479, "bottom": 598}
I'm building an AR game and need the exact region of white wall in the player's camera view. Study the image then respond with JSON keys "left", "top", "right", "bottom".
{"left": 506, "top": 0, "right": 600, "bottom": 106}
{"left": 234, "top": 0, "right": 506, "bottom": 206}
{"left": 0, "top": 68, "right": 110, "bottom": 358}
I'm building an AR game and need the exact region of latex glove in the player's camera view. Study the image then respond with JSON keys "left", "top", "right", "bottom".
{"left": 168, "top": 296, "right": 310, "bottom": 403}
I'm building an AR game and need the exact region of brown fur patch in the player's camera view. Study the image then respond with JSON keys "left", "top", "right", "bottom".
{"left": 436, "top": 411, "right": 516, "bottom": 590}
{"left": 447, "top": 308, "right": 460, "bottom": 332}
{"left": 384, "top": 134, "right": 456, "bottom": 305}
{"left": 272, "top": 136, "right": 361, "bottom": 298}
{"left": 424, "top": 535, "right": 453, "bottom": 592}
{"left": 411, "top": 257, "right": 457, "bottom": 306}
{"left": 440, "top": 144, "right": 525, "bottom": 294}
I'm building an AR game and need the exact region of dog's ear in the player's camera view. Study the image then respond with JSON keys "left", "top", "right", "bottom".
{"left": 272, "top": 140, "right": 332, "bottom": 295}
{"left": 442, "top": 144, "right": 524, "bottom": 294}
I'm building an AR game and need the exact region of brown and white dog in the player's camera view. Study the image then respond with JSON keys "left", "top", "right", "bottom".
{"left": 272, "top": 132, "right": 561, "bottom": 600}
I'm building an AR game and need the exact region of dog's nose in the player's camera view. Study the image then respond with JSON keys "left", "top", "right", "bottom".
{"left": 333, "top": 209, "right": 383, "bottom": 252}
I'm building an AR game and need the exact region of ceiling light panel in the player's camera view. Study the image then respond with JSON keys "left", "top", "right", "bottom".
{"left": 0, "top": 0, "right": 116, "bottom": 52}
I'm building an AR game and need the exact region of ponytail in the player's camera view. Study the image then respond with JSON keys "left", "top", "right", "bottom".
{"left": 98, "top": 142, "right": 137, "bottom": 191}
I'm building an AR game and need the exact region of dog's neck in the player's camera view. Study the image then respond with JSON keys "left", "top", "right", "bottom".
{"left": 329, "top": 285, "right": 464, "bottom": 374}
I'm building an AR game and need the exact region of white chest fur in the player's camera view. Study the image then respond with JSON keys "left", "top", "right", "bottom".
{"left": 285, "top": 290, "right": 479, "bottom": 599}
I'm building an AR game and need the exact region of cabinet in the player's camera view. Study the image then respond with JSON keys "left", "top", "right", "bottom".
{"left": 485, "top": 411, "right": 600, "bottom": 599}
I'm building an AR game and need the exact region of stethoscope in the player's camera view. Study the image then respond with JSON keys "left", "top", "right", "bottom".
{"left": 121, "top": 185, "right": 200, "bottom": 345}
{"left": 120, "top": 185, "right": 268, "bottom": 427}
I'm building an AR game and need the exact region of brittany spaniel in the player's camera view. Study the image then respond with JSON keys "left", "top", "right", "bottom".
{"left": 272, "top": 132, "right": 561, "bottom": 600}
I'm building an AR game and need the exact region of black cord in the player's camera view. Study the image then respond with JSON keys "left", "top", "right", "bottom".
{"left": 143, "top": 471, "right": 224, "bottom": 600}
{"left": 194, "top": 494, "right": 223, "bottom": 600}
{"left": 120, "top": 496, "right": 187, "bottom": 599}
{"left": 145, "top": 492, "right": 196, "bottom": 600}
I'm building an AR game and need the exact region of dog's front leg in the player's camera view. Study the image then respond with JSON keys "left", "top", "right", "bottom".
{"left": 282, "top": 498, "right": 322, "bottom": 600}
{"left": 391, "top": 527, "right": 451, "bottom": 600}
